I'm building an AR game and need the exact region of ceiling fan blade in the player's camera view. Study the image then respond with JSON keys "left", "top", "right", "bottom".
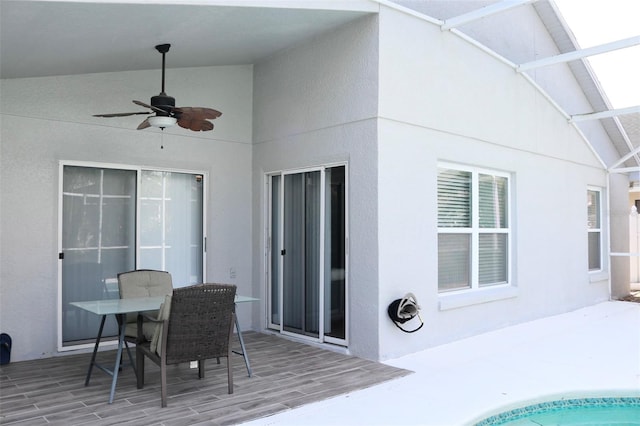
{"left": 93, "top": 111, "right": 151, "bottom": 117}
{"left": 177, "top": 116, "right": 214, "bottom": 132}
{"left": 175, "top": 107, "right": 222, "bottom": 120}
{"left": 137, "top": 118, "right": 151, "bottom": 130}
{"left": 132, "top": 100, "right": 168, "bottom": 115}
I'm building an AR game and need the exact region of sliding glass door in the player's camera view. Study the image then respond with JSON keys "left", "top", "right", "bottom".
{"left": 268, "top": 165, "right": 347, "bottom": 345}
{"left": 282, "top": 171, "right": 321, "bottom": 336}
{"left": 59, "top": 163, "right": 205, "bottom": 348}
{"left": 61, "top": 166, "right": 136, "bottom": 344}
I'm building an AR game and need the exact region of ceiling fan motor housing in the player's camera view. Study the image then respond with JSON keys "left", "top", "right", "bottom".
{"left": 151, "top": 93, "right": 175, "bottom": 115}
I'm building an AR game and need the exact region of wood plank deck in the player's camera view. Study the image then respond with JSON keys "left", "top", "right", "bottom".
{"left": 0, "top": 332, "right": 411, "bottom": 425}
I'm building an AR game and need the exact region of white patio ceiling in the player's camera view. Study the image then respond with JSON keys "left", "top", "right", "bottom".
{"left": 1, "top": 0, "right": 637, "bottom": 173}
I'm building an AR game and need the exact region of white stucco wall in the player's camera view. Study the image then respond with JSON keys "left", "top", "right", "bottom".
{"left": 251, "top": 5, "right": 619, "bottom": 362}
{"left": 376, "top": 6, "right": 611, "bottom": 360}
{"left": 251, "top": 14, "right": 380, "bottom": 359}
{"left": 390, "top": 0, "right": 630, "bottom": 300}
{"left": 0, "top": 65, "right": 254, "bottom": 361}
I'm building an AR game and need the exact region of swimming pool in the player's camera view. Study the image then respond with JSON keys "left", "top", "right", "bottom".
{"left": 474, "top": 397, "right": 640, "bottom": 425}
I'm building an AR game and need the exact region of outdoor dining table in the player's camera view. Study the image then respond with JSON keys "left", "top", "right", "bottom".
{"left": 70, "top": 294, "right": 258, "bottom": 404}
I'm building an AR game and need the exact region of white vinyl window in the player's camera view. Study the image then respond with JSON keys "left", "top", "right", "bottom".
{"left": 437, "top": 164, "right": 511, "bottom": 292}
{"left": 587, "top": 188, "right": 602, "bottom": 271}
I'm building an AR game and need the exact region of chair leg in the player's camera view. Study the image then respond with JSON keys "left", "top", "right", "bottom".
{"left": 160, "top": 362, "right": 167, "bottom": 408}
{"left": 198, "top": 360, "right": 205, "bottom": 379}
{"left": 227, "top": 313, "right": 235, "bottom": 394}
{"left": 136, "top": 347, "right": 145, "bottom": 389}
{"left": 227, "top": 355, "right": 233, "bottom": 394}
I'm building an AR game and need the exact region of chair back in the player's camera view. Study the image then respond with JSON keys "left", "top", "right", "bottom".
{"left": 164, "top": 283, "right": 236, "bottom": 365}
{"left": 118, "top": 269, "right": 173, "bottom": 324}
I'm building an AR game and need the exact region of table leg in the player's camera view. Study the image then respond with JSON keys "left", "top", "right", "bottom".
{"left": 124, "top": 340, "right": 137, "bottom": 377}
{"left": 108, "top": 314, "right": 127, "bottom": 404}
{"left": 233, "top": 313, "right": 252, "bottom": 377}
{"left": 85, "top": 315, "right": 106, "bottom": 386}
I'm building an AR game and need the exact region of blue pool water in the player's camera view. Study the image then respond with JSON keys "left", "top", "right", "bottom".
{"left": 475, "top": 397, "right": 640, "bottom": 425}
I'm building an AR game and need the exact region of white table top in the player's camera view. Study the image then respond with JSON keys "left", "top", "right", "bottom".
{"left": 71, "top": 295, "right": 258, "bottom": 315}
{"left": 236, "top": 295, "right": 260, "bottom": 304}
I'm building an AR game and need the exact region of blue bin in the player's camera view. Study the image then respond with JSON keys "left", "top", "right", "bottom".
{"left": 0, "top": 333, "right": 11, "bottom": 365}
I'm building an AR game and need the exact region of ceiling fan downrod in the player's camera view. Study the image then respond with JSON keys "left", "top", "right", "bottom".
{"left": 151, "top": 44, "right": 175, "bottom": 114}
{"left": 155, "top": 44, "right": 170, "bottom": 94}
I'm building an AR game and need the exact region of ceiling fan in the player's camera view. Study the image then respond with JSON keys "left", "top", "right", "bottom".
{"left": 93, "top": 44, "right": 222, "bottom": 132}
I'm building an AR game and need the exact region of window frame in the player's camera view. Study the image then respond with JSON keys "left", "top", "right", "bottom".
{"left": 265, "top": 163, "right": 349, "bottom": 348}
{"left": 437, "top": 162, "right": 512, "bottom": 294}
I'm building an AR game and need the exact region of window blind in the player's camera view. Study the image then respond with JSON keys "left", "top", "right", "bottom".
{"left": 479, "top": 233, "right": 507, "bottom": 285}
{"left": 479, "top": 174, "right": 507, "bottom": 228}
{"left": 587, "top": 189, "right": 601, "bottom": 271}
{"left": 438, "top": 169, "right": 471, "bottom": 228}
{"left": 438, "top": 233, "right": 471, "bottom": 291}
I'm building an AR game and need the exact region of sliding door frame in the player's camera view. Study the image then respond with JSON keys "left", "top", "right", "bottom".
{"left": 57, "top": 160, "right": 208, "bottom": 352}
{"left": 265, "top": 162, "right": 349, "bottom": 347}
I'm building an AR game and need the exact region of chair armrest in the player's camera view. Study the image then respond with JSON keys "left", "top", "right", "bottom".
{"left": 139, "top": 312, "right": 161, "bottom": 323}
{"left": 137, "top": 312, "right": 163, "bottom": 342}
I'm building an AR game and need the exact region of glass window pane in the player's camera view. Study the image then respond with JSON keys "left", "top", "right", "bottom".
{"left": 588, "top": 232, "right": 601, "bottom": 270}
{"left": 283, "top": 171, "right": 321, "bottom": 337}
{"left": 102, "top": 198, "right": 135, "bottom": 247}
{"left": 479, "top": 233, "right": 508, "bottom": 286}
{"left": 140, "top": 200, "right": 162, "bottom": 246}
{"left": 587, "top": 189, "right": 601, "bottom": 271}
{"left": 587, "top": 190, "right": 600, "bottom": 229}
{"left": 438, "top": 233, "right": 471, "bottom": 291}
{"left": 139, "top": 248, "right": 162, "bottom": 270}
{"left": 438, "top": 169, "right": 471, "bottom": 228}
{"left": 270, "top": 175, "right": 281, "bottom": 326}
{"left": 324, "top": 166, "right": 346, "bottom": 340}
{"left": 139, "top": 171, "right": 203, "bottom": 287}
{"left": 479, "top": 174, "right": 507, "bottom": 228}
{"left": 141, "top": 170, "right": 163, "bottom": 198}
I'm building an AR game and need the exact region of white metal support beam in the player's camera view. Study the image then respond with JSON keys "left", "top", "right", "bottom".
{"left": 518, "top": 36, "right": 640, "bottom": 72}
{"left": 610, "top": 167, "right": 640, "bottom": 174}
{"left": 609, "top": 143, "right": 640, "bottom": 171}
{"left": 441, "top": 0, "right": 535, "bottom": 31}
{"left": 570, "top": 105, "right": 640, "bottom": 123}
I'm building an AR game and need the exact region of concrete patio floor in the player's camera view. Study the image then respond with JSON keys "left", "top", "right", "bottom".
{"left": 243, "top": 301, "right": 640, "bottom": 426}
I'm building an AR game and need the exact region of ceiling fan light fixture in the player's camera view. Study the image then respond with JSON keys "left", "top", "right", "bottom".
{"left": 148, "top": 115, "right": 177, "bottom": 128}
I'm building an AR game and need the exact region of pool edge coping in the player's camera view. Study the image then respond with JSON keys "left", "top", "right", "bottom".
{"left": 463, "top": 388, "right": 640, "bottom": 426}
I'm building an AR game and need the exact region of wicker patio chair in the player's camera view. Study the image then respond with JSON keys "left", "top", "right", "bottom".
{"left": 117, "top": 269, "right": 173, "bottom": 344}
{"left": 135, "top": 283, "right": 237, "bottom": 407}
